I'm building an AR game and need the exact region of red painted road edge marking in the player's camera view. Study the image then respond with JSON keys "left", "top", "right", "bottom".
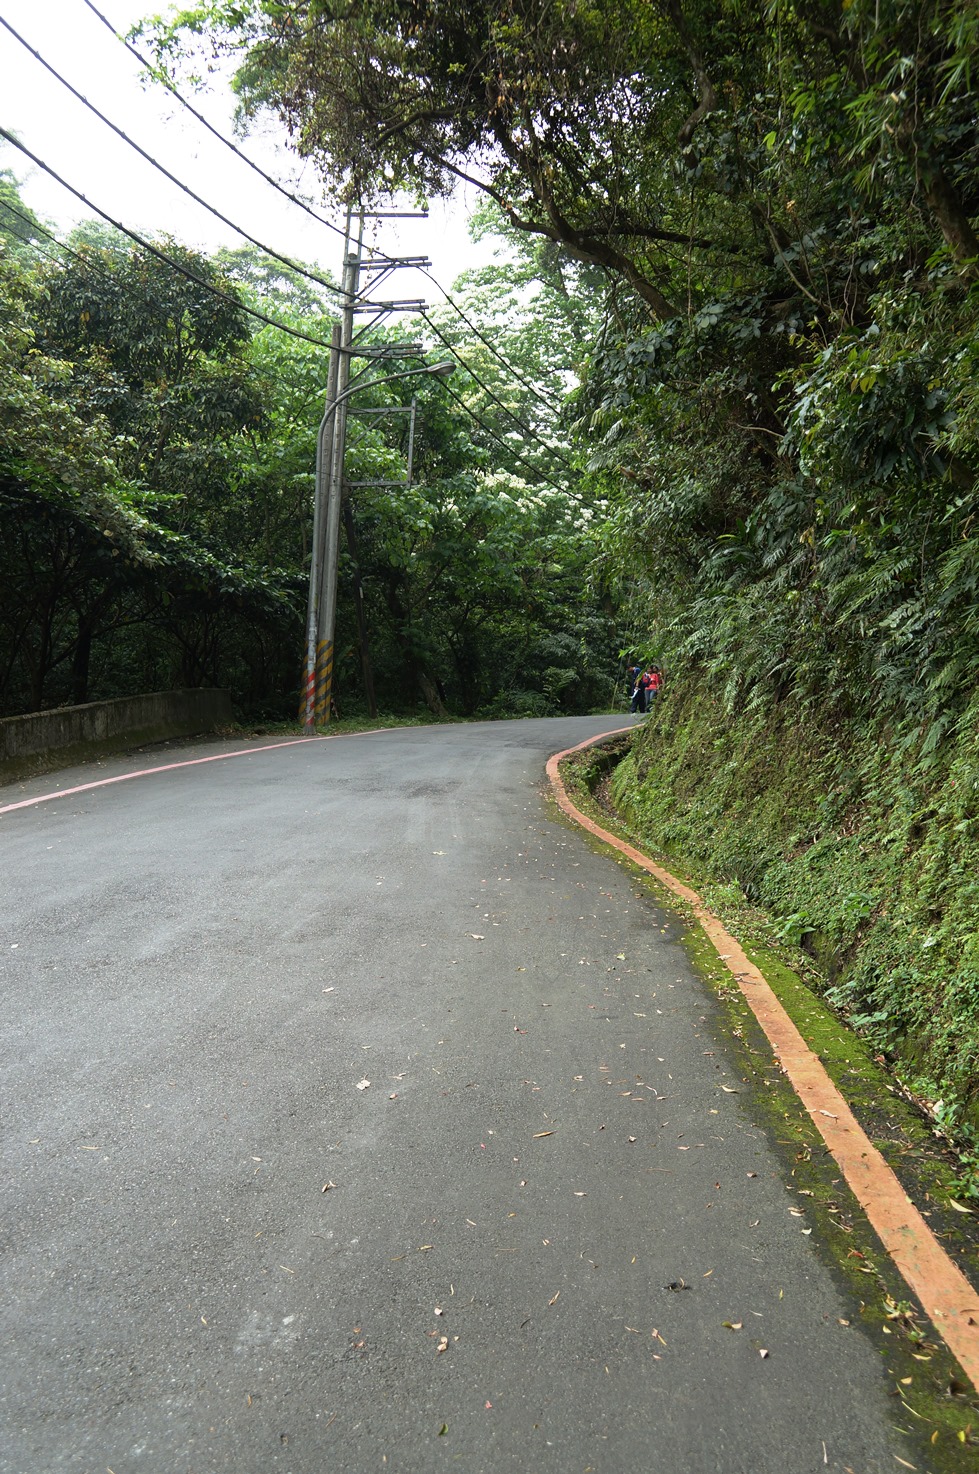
{"left": 548, "top": 729, "right": 979, "bottom": 1390}
{"left": 0, "top": 734, "right": 338, "bottom": 815}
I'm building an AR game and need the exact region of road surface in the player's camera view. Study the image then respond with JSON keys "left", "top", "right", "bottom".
{"left": 0, "top": 718, "right": 929, "bottom": 1472}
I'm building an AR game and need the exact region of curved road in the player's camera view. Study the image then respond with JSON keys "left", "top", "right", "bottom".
{"left": 0, "top": 718, "right": 924, "bottom": 1471}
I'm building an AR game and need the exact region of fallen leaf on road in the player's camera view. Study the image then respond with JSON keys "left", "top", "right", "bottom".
{"left": 819, "top": 1109, "right": 838, "bottom": 1120}
{"left": 548, "top": 1292, "right": 560, "bottom": 1306}
{"left": 722, "top": 1321, "right": 742, "bottom": 1331}
{"left": 720, "top": 1085, "right": 739, "bottom": 1093}
{"left": 573, "top": 1191, "right": 588, "bottom": 1197}
{"left": 356, "top": 1079, "right": 370, "bottom": 1090}
{"left": 469, "top": 934, "right": 485, "bottom": 940}
{"left": 947, "top": 1198, "right": 976, "bottom": 1214}
{"left": 438, "top": 1423, "right": 448, "bottom": 1435}
{"left": 321, "top": 1181, "right": 337, "bottom": 1193}
{"left": 436, "top": 1336, "right": 448, "bottom": 1354}
{"left": 533, "top": 1131, "right": 553, "bottom": 1139}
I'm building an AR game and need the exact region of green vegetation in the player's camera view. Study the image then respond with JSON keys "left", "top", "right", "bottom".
{"left": 5, "top": 2, "right": 979, "bottom": 1118}
{"left": 0, "top": 171, "right": 620, "bottom": 721}
{"left": 606, "top": 685, "right": 979, "bottom": 1167}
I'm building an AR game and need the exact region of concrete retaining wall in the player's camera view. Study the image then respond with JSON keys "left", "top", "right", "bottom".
{"left": 0, "top": 689, "right": 234, "bottom": 781}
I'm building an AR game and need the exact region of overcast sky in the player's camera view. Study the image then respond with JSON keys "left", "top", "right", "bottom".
{"left": 0, "top": 0, "right": 493, "bottom": 292}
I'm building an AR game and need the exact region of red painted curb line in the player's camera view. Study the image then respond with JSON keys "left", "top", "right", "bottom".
{"left": 548, "top": 730, "right": 979, "bottom": 1390}
{"left": 0, "top": 731, "right": 380, "bottom": 816}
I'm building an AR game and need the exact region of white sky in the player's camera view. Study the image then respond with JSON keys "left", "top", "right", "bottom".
{"left": 0, "top": 0, "right": 495, "bottom": 295}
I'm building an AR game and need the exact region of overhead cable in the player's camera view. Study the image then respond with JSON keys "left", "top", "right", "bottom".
{"left": 424, "top": 367, "right": 576, "bottom": 495}
{"left": 419, "top": 310, "right": 575, "bottom": 471}
{"left": 82, "top": 0, "right": 400, "bottom": 264}
{"left": 0, "top": 125, "right": 345, "bottom": 350}
{"left": 0, "top": 167, "right": 573, "bottom": 480}
{"left": 83, "top": 1, "right": 570, "bottom": 406}
{"left": 420, "top": 268, "right": 564, "bottom": 411}
{"left": 0, "top": 14, "right": 349, "bottom": 303}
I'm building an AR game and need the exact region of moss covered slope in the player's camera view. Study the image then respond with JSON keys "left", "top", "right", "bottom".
{"left": 609, "top": 681, "right": 979, "bottom": 1147}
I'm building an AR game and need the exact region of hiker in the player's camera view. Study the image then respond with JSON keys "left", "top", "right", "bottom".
{"left": 645, "top": 665, "right": 663, "bottom": 705}
{"left": 630, "top": 668, "right": 647, "bottom": 714}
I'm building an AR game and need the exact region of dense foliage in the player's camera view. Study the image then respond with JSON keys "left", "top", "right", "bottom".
{"left": 5, "top": 1, "right": 979, "bottom": 1115}
{"left": 0, "top": 169, "right": 619, "bottom": 720}
{"left": 142, "top": 1, "right": 979, "bottom": 1118}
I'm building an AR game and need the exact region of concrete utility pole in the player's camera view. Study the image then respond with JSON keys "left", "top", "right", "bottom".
{"left": 314, "top": 209, "right": 361, "bottom": 724}
{"left": 302, "top": 323, "right": 342, "bottom": 729}
{"left": 302, "top": 205, "right": 437, "bottom": 728}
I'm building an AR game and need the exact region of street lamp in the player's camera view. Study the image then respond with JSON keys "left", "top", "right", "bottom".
{"left": 303, "top": 357, "right": 455, "bottom": 729}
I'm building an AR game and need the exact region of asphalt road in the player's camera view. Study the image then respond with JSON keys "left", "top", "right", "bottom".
{"left": 0, "top": 717, "right": 922, "bottom": 1472}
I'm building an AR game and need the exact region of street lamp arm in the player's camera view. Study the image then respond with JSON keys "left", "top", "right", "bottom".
{"left": 322, "top": 358, "right": 455, "bottom": 429}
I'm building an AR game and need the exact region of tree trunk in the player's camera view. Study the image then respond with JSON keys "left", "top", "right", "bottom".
{"left": 919, "top": 162, "right": 979, "bottom": 277}
{"left": 71, "top": 618, "right": 93, "bottom": 705}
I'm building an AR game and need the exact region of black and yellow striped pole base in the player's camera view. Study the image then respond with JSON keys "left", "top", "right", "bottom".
{"left": 314, "top": 639, "right": 334, "bottom": 725}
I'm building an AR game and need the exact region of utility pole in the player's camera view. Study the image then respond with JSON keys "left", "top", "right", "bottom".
{"left": 302, "top": 322, "right": 341, "bottom": 730}
{"left": 303, "top": 205, "right": 434, "bottom": 727}
{"left": 315, "top": 207, "right": 362, "bottom": 723}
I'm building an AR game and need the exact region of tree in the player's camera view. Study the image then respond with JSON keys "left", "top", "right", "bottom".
{"left": 0, "top": 164, "right": 45, "bottom": 257}
{"left": 0, "top": 252, "right": 160, "bottom": 710}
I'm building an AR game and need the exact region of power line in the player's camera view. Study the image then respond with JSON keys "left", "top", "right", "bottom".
{"left": 0, "top": 202, "right": 78, "bottom": 270}
{"left": 83, "top": 2, "right": 577, "bottom": 430}
{"left": 1, "top": 198, "right": 328, "bottom": 410}
{"left": 84, "top": 1, "right": 567, "bottom": 408}
{"left": 420, "top": 310, "right": 575, "bottom": 471}
{"left": 1, "top": 134, "right": 576, "bottom": 479}
{"left": 0, "top": 14, "right": 349, "bottom": 304}
{"left": 0, "top": 165, "right": 569, "bottom": 483}
{"left": 420, "top": 268, "right": 564, "bottom": 411}
{"left": 0, "top": 125, "right": 349, "bottom": 351}
{"left": 82, "top": 0, "right": 403, "bottom": 267}
{"left": 429, "top": 371, "right": 576, "bottom": 495}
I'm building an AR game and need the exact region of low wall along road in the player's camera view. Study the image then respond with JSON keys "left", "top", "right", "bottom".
{"left": 0, "top": 688, "right": 233, "bottom": 782}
